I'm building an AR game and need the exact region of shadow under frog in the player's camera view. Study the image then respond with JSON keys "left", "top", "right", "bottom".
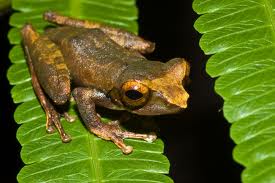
{"left": 21, "top": 11, "right": 190, "bottom": 154}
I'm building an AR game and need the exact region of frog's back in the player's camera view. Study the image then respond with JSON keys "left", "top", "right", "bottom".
{"left": 46, "top": 27, "right": 145, "bottom": 91}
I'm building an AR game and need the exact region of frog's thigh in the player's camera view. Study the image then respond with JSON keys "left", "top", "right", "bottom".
{"left": 43, "top": 11, "right": 155, "bottom": 54}
{"left": 102, "top": 28, "right": 155, "bottom": 54}
{"left": 22, "top": 24, "right": 71, "bottom": 142}
{"left": 23, "top": 27, "right": 71, "bottom": 105}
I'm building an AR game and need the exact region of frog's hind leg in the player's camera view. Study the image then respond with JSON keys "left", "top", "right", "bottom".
{"left": 21, "top": 24, "right": 72, "bottom": 142}
{"left": 43, "top": 11, "right": 155, "bottom": 54}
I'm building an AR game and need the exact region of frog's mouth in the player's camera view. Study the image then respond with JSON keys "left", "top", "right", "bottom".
{"left": 131, "top": 92, "right": 184, "bottom": 116}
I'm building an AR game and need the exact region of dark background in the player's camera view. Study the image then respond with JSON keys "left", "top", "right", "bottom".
{"left": 0, "top": 1, "right": 242, "bottom": 182}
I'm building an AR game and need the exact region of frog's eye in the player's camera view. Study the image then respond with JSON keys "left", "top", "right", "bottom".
{"left": 121, "top": 81, "right": 150, "bottom": 108}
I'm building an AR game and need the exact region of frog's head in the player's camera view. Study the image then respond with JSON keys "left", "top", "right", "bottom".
{"left": 111, "top": 58, "right": 190, "bottom": 115}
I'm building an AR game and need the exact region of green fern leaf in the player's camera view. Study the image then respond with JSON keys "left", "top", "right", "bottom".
{"left": 7, "top": 0, "right": 172, "bottom": 182}
{"left": 0, "top": 0, "right": 10, "bottom": 11}
{"left": 193, "top": 0, "right": 275, "bottom": 182}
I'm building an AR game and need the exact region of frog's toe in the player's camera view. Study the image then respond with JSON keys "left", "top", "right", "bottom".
{"left": 63, "top": 112, "right": 76, "bottom": 123}
{"left": 144, "top": 132, "right": 157, "bottom": 143}
{"left": 122, "top": 146, "right": 133, "bottom": 154}
{"left": 60, "top": 133, "right": 72, "bottom": 143}
{"left": 44, "top": 106, "right": 72, "bottom": 143}
{"left": 46, "top": 125, "right": 55, "bottom": 134}
{"left": 119, "top": 130, "right": 158, "bottom": 143}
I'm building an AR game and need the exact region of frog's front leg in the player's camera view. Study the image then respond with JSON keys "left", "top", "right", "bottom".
{"left": 43, "top": 11, "right": 155, "bottom": 54}
{"left": 21, "top": 24, "right": 73, "bottom": 142}
{"left": 72, "top": 87, "right": 157, "bottom": 154}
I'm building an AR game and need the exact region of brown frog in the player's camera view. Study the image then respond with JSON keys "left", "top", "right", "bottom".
{"left": 21, "top": 11, "right": 190, "bottom": 154}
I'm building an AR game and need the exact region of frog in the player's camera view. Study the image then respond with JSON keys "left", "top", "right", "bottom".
{"left": 21, "top": 11, "right": 190, "bottom": 154}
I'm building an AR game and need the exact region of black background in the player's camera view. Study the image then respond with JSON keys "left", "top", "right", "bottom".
{"left": 0, "top": 1, "right": 242, "bottom": 182}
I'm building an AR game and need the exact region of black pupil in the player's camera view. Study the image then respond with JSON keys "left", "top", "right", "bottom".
{"left": 125, "top": 90, "right": 143, "bottom": 100}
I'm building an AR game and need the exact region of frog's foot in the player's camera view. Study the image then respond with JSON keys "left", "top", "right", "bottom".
{"left": 92, "top": 120, "right": 157, "bottom": 154}
{"left": 45, "top": 106, "right": 71, "bottom": 143}
{"left": 62, "top": 112, "right": 76, "bottom": 123}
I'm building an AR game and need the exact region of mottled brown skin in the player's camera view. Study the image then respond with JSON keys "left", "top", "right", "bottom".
{"left": 21, "top": 11, "right": 190, "bottom": 154}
